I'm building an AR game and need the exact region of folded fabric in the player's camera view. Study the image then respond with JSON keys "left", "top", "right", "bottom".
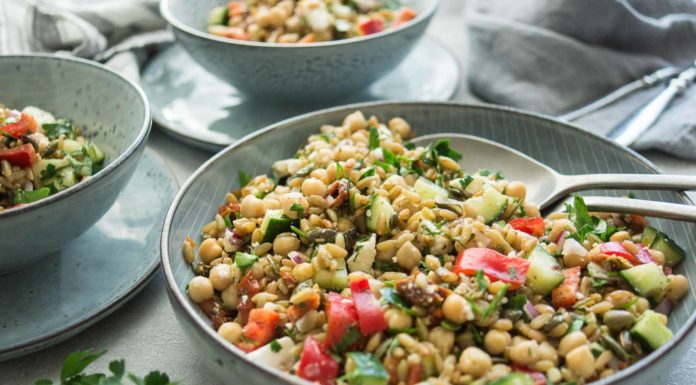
{"left": 467, "top": 0, "right": 696, "bottom": 159}
{"left": 0, "top": 0, "right": 171, "bottom": 81}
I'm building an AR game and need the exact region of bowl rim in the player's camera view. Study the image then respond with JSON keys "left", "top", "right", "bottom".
{"left": 0, "top": 54, "right": 152, "bottom": 219}
{"left": 160, "top": 0, "right": 439, "bottom": 49}
{"left": 161, "top": 101, "right": 696, "bottom": 385}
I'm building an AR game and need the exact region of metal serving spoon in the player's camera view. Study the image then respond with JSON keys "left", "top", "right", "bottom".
{"left": 410, "top": 133, "right": 696, "bottom": 222}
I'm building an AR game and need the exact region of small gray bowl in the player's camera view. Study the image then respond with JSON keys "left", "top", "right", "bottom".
{"left": 0, "top": 55, "right": 151, "bottom": 273}
{"left": 160, "top": 0, "right": 438, "bottom": 103}
{"left": 162, "top": 102, "right": 696, "bottom": 385}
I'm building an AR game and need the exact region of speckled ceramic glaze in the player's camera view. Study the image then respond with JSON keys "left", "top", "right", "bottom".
{"left": 0, "top": 149, "right": 177, "bottom": 360}
{"left": 0, "top": 55, "right": 151, "bottom": 273}
{"left": 160, "top": 0, "right": 438, "bottom": 102}
{"left": 141, "top": 38, "right": 460, "bottom": 151}
{"left": 162, "top": 102, "right": 696, "bottom": 385}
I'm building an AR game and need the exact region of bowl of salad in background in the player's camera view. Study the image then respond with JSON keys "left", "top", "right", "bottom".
{"left": 0, "top": 55, "right": 151, "bottom": 273}
{"left": 160, "top": 0, "right": 438, "bottom": 103}
{"left": 162, "top": 101, "right": 696, "bottom": 385}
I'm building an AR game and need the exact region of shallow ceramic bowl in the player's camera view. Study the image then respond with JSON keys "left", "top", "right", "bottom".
{"left": 162, "top": 102, "right": 696, "bottom": 385}
{"left": 0, "top": 55, "right": 151, "bottom": 273}
{"left": 160, "top": 0, "right": 438, "bottom": 103}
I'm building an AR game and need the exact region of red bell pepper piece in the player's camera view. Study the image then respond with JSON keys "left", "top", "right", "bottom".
{"left": 236, "top": 308, "right": 280, "bottom": 352}
{"left": 454, "top": 248, "right": 530, "bottom": 289}
{"left": 298, "top": 336, "right": 339, "bottom": 385}
{"left": 357, "top": 18, "right": 384, "bottom": 36}
{"left": 324, "top": 292, "right": 361, "bottom": 351}
{"left": 509, "top": 217, "right": 545, "bottom": 237}
{"left": 237, "top": 271, "right": 262, "bottom": 324}
{"left": 227, "top": 1, "right": 247, "bottom": 16}
{"left": 600, "top": 242, "right": 653, "bottom": 265}
{"left": 350, "top": 278, "right": 387, "bottom": 335}
{"left": 552, "top": 267, "right": 581, "bottom": 309}
{"left": 392, "top": 7, "right": 417, "bottom": 27}
{"left": 1, "top": 112, "right": 37, "bottom": 139}
{"left": 0, "top": 143, "right": 37, "bottom": 168}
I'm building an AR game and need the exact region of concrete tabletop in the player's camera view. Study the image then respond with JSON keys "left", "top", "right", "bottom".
{"left": 1, "top": 1, "right": 695, "bottom": 384}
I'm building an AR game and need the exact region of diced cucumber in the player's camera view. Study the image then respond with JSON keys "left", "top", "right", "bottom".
{"left": 208, "top": 5, "right": 229, "bottom": 25}
{"left": 464, "top": 175, "right": 487, "bottom": 196}
{"left": 33, "top": 158, "right": 70, "bottom": 179}
{"left": 413, "top": 176, "right": 448, "bottom": 200}
{"left": 50, "top": 167, "right": 78, "bottom": 191}
{"left": 465, "top": 185, "right": 508, "bottom": 224}
{"left": 85, "top": 143, "right": 105, "bottom": 164}
{"left": 620, "top": 263, "right": 668, "bottom": 299}
{"left": 366, "top": 195, "right": 394, "bottom": 235}
{"left": 651, "top": 234, "right": 686, "bottom": 267}
{"left": 260, "top": 210, "right": 291, "bottom": 243}
{"left": 631, "top": 310, "right": 672, "bottom": 351}
{"left": 641, "top": 226, "right": 659, "bottom": 248}
{"left": 347, "top": 234, "right": 376, "bottom": 273}
{"left": 62, "top": 139, "right": 83, "bottom": 155}
{"left": 525, "top": 244, "right": 564, "bottom": 295}
{"left": 488, "top": 373, "right": 535, "bottom": 385}
{"left": 315, "top": 258, "right": 348, "bottom": 290}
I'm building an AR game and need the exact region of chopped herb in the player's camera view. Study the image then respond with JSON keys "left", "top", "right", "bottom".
{"left": 223, "top": 213, "right": 233, "bottom": 228}
{"left": 508, "top": 266, "right": 519, "bottom": 280}
{"left": 420, "top": 220, "right": 441, "bottom": 236}
{"left": 431, "top": 139, "right": 462, "bottom": 161}
{"left": 290, "top": 225, "right": 306, "bottom": 239}
{"left": 389, "top": 327, "right": 418, "bottom": 335}
{"left": 290, "top": 202, "right": 304, "bottom": 218}
{"left": 475, "top": 269, "right": 487, "bottom": 291}
{"left": 567, "top": 315, "right": 585, "bottom": 334}
{"left": 466, "top": 297, "right": 481, "bottom": 316}
{"left": 404, "top": 142, "right": 416, "bottom": 150}
{"left": 482, "top": 284, "right": 508, "bottom": 319}
{"left": 440, "top": 320, "right": 462, "bottom": 331}
{"left": 506, "top": 294, "right": 528, "bottom": 310}
{"left": 459, "top": 175, "right": 474, "bottom": 189}
{"left": 13, "top": 187, "right": 50, "bottom": 204}
{"left": 479, "top": 169, "right": 504, "bottom": 180}
{"left": 42, "top": 119, "right": 77, "bottom": 140}
{"left": 333, "top": 327, "right": 362, "bottom": 353}
{"left": 566, "top": 195, "right": 620, "bottom": 242}
{"left": 359, "top": 167, "right": 375, "bottom": 181}
{"left": 270, "top": 339, "right": 282, "bottom": 353}
{"left": 374, "top": 160, "right": 392, "bottom": 172}
{"left": 470, "top": 325, "right": 483, "bottom": 345}
{"left": 335, "top": 162, "right": 348, "bottom": 180}
{"left": 316, "top": 133, "right": 334, "bottom": 142}
{"left": 345, "top": 353, "right": 389, "bottom": 385}
{"left": 235, "top": 252, "right": 258, "bottom": 271}
{"left": 380, "top": 287, "right": 416, "bottom": 315}
{"left": 369, "top": 126, "right": 380, "bottom": 150}
{"left": 590, "top": 277, "right": 608, "bottom": 288}
{"left": 238, "top": 170, "right": 252, "bottom": 187}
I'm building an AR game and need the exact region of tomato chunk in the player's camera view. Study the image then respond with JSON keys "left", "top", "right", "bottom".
{"left": 509, "top": 217, "right": 545, "bottom": 237}
{"left": 454, "top": 248, "right": 530, "bottom": 289}
{"left": 600, "top": 242, "right": 653, "bottom": 265}
{"left": 0, "top": 143, "right": 37, "bottom": 168}
{"left": 325, "top": 292, "right": 361, "bottom": 351}
{"left": 393, "top": 7, "right": 417, "bottom": 27}
{"left": 552, "top": 267, "right": 581, "bottom": 308}
{"left": 236, "top": 308, "right": 280, "bottom": 352}
{"left": 227, "top": 1, "right": 247, "bottom": 16}
{"left": 357, "top": 18, "right": 384, "bottom": 36}
{"left": 298, "top": 336, "right": 339, "bottom": 385}
{"left": 1, "top": 112, "right": 37, "bottom": 139}
{"left": 350, "top": 278, "right": 387, "bottom": 335}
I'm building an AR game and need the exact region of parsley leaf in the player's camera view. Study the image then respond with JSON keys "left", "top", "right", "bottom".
{"left": 475, "top": 269, "right": 487, "bottom": 291}
{"left": 270, "top": 339, "right": 282, "bottom": 353}
{"left": 43, "top": 119, "right": 77, "bottom": 140}
{"left": 459, "top": 175, "right": 474, "bottom": 189}
{"left": 479, "top": 169, "right": 504, "bottom": 180}
{"left": 369, "top": 126, "right": 380, "bottom": 150}
{"left": 431, "top": 139, "right": 462, "bottom": 161}
{"left": 358, "top": 167, "right": 375, "bottom": 181}
{"left": 238, "top": 170, "right": 252, "bottom": 187}
{"left": 380, "top": 287, "right": 416, "bottom": 315}
{"left": 566, "top": 195, "right": 620, "bottom": 242}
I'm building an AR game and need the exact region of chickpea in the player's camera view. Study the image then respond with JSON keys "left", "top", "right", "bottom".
{"left": 209, "top": 264, "right": 233, "bottom": 291}
{"left": 609, "top": 231, "right": 631, "bottom": 243}
{"left": 263, "top": 198, "right": 281, "bottom": 210}
{"left": 388, "top": 117, "right": 411, "bottom": 139}
{"left": 566, "top": 345, "right": 595, "bottom": 379}
{"left": 429, "top": 326, "right": 455, "bottom": 356}
{"left": 343, "top": 111, "right": 368, "bottom": 133}
{"left": 505, "top": 182, "right": 526, "bottom": 200}
{"left": 199, "top": 238, "right": 223, "bottom": 263}
{"left": 558, "top": 331, "right": 589, "bottom": 357}
{"left": 395, "top": 241, "right": 422, "bottom": 271}
{"left": 221, "top": 284, "right": 239, "bottom": 308}
{"left": 563, "top": 251, "right": 588, "bottom": 268}
{"left": 273, "top": 233, "right": 301, "bottom": 256}
{"left": 218, "top": 322, "right": 243, "bottom": 344}
{"left": 484, "top": 329, "right": 511, "bottom": 355}
{"left": 665, "top": 274, "right": 689, "bottom": 302}
{"left": 292, "top": 262, "right": 315, "bottom": 282}
{"left": 279, "top": 192, "right": 308, "bottom": 219}
{"left": 537, "top": 341, "right": 558, "bottom": 363}
{"left": 442, "top": 293, "right": 470, "bottom": 324}
{"left": 384, "top": 308, "right": 412, "bottom": 330}
{"left": 188, "top": 276, "right": 214, "bottom": 303}
{"left": 509, "top": 340, "right": 539, "bottom": 366}
{"left": 458, "top": 347, "right": 492, "bottom": 378}
{"left": 649, "top": 249, "right": 665, "bottom": 265}
{"left": 301, "top": 177, "right": 327, "bottom": 197}
{"left": 240, "top": 194, "right": 266, "bottom": 218}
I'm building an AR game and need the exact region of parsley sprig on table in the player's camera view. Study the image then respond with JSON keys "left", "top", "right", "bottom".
{"left": 34, "top": 349, "right": 177, "bottom": 385}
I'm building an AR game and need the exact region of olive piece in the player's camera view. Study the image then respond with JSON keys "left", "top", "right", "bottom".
{"left": 603, "top": 310, "right": 635, "bottom": 332}
{"left": 342, "top": 228, "right": 358, "bottom": 253}
{"left": 542, "top": 313, "right": 566, "bottom": 333}
{"left": 306, "top": 228, "right": 338, "bottom": 244}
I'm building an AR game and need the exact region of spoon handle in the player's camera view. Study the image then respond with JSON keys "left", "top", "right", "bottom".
{"left": 560, "top": 173, "right": 696, "bottom": 192}
{"left": 581, "top": 196, "right": 696, "bottom": 223}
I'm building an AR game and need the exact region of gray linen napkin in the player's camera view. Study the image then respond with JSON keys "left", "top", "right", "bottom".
{"left": 0, "top": 0, "right": 171, "bottom": 82}
{"left": 467, "top": 0, "right": 696, "bottom": 159}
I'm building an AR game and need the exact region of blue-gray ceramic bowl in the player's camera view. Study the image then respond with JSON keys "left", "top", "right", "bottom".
{"left": 161, "top": 102, "right": 696, "bottom": 385}
{"left": 160, "top": 0, "right": 438, "bottom": 103}
{"left": 0, "top": 55, "right": 151, "bottom": 273}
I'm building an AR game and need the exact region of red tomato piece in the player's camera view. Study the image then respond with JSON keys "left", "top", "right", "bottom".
{"left": 357, "top": 18, "right": 384, "bottom": 36}
{"left": 393, "top": 7, "right": 417, "bottom": 27}
{"left": 552, "top": 267, "right": 581, "bottom": 309}
{"left": 511, "top": 365, "right": 547, "bottom": 385}
{"left": 1, "top": 112, "right": 37, "bottom": 139}
{"left": 600, "top": 242, "right": 653, "bottom": 265}
{"left": 324, "top": 292, "right": 360, "bottom": 351}
{"left": 227, "top": 1, "right": 247, "bottom": 16}
{"left": 509, "top": 217, "right": 545, "bottom": 237}
{"left": 454, "top": 248, "right": 530, "bottom": 289}
{"left": 0, "top": 143, "right": 37, "bottom": 168}
{"left": 350, "top": 278, "right": 387, "bottom": 335}
{"left": 298, "top": 336, "right": 339, "bottom": 385}
{"left": 236, "top": 308, "right": 280, "bottom": 352}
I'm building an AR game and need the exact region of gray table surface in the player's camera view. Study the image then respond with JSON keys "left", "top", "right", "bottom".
{"left": 2, "top": 2, "right": 695, "bottom": 384}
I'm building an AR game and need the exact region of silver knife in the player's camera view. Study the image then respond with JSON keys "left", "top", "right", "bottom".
{"left": 607, "top": 62, "right": 696, "bottom": 146}
{"left": 557, "top": 66, "right": 681, "bottom": 122}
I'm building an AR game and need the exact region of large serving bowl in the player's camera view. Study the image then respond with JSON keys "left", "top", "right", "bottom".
{"left": 162, "top": 102, "right": 696, "bottom": 385}
{"left": 0, "top": 55, "right": 151, "bottom": 273}
{"left": 160, "top": 0, "right": 438, "bottom": 103}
